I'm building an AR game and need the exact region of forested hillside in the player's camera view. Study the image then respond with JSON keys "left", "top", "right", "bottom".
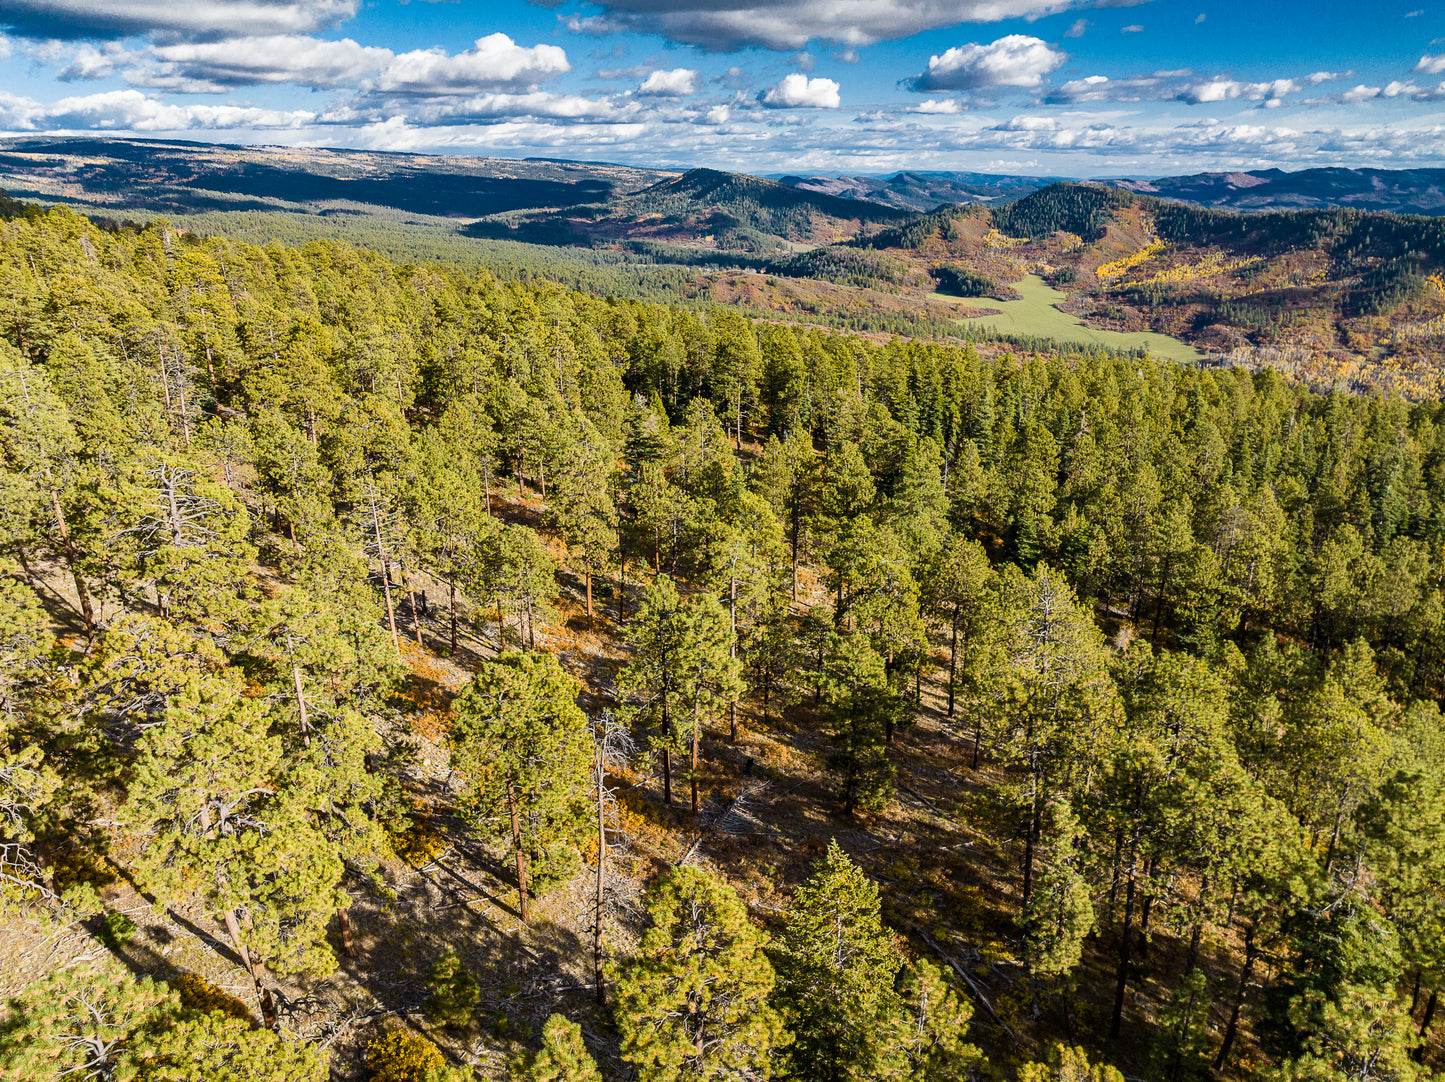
{"left": 3, "top": 200, "right": 1445, "bottom": 1082}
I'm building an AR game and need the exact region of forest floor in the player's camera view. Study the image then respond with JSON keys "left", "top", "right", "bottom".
{"left": 5, "top": 487, "right": 1277, "bottom": 1081}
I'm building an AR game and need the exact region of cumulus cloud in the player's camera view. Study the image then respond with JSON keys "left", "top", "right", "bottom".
{"left": 637, "top": 67, "right": 699, "bottom": 96}
{"left": 0, "top": 0, "right": 356, "bottom": 42}
{"left": 1063, "top": 18, "right": 1088, "bottom": 37}
{"left": 375, "top": 34, "right": 570, "bottom": 94}
{"left": 759, "top": 73, "right": 840, "bottom": 108}
{"left": 1417, "top": 54, "right": 1445, "bottom": 76}
{"left": 909, "top": 98, "right": 962, "bottom": 113}
{"left": 1121, "top": 23, "right": 1143, "bottom": 32}
{"left": 555, "top": 0, "right": 1091, "bottom": 52}
{"left": 909, "top": 35, "right": 1066, "bottom": 91}
{"left": 139, "top": 34, "right": 388, "bottom": 90}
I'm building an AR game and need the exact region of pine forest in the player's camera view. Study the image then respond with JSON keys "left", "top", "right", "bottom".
{"left": 6, "top": 195, "right": 1445, "bottom": 1082}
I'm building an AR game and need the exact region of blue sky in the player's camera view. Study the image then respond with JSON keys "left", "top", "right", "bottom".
{"left": 1, "top": 0, "right": 1443, "bottom": 176}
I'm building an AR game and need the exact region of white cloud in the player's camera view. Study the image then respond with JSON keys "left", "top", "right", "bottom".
{"left": 141, "top": 34, "right": 387, "bottom": 90}
{"left": 1307, "top": 71, "right": 1344, "bottom": 84}
{"left": 909, "top": 98, "right": 962, "bottom": 113}
{"left": 0, "top": 87, "right": 314, "bottom": 131}
{"left": 1340, "top": 84, "right": 1381, "bottom": 104}
{"left": 561, "top": 0, "right": 1090, "bottom": 52}
{"left": 637, "top": 68, "right": 699, "bottom": 96}
{"left": 376, "top": 34, "right": 570, "bottom": 94}
{"left": 376, "top": 91, "right": 624, "bottom": 124}
{"left": 1194, "top": 11, "right": 1206, "bottom": 22}
{"left": 759, "top": 73, "right": 840, "bottom": 108}
{"left": 1416, "top": 54, "right": 1445, "bottom": 76}
{"left": 1063, "top": 18, "right": 1088, "bottom": 37}
{"left": 704, "top": 104, "right": 732, "bottom": 124}
{"left": 58, "top": 41, "right": 136, "bottom": 79}
{"left": 0, "top": 0, "right": 357, "bottom": 42}
{"left": 1048, "top": 69, "right": 1307, "bottom": 106}
{"left": 1121, "top": 23, "right": 1143, "bottom": 33}
{"left": 909, "top": 35, "right": 1066, "bottom": 92}
{"left": 1182, "top": 76, "right": 1299, "bottom": 104}
{"left": 0, "top": 34, "right": 12, "bottom": 59}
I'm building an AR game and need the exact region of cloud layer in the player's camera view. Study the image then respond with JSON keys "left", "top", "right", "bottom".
{"left": 0, "top": 0, "right": 356, "bottom": 41}
{"left": 553, "top": 0, "right": 1088, "bottom": 51}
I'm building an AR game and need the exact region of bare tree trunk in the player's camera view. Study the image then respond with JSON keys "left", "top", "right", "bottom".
{"left": 594, "top": 743, "right": 607, "bottom": 1005}
{"left": 1109, "top": 845, "right": 1140, "bottom": 1040}
{"left": 368, "top": 485, "right": 401, "bottom": 658}
{"left": 947, "top": 602, "right": 960, "bottom": 718}
{"left": 403, "top": 567, "right": 425, "bottom": 649}
{"left": 49, "top": 487, "right": 95, "bottom": 635}
{"left": 507, "top": 780, "right": 530, "bottom": 923}
{"left": 449, "top": 575, "right": 459, "bottom": 654}
{"left": 338, "top": 907, "right": 356, "bottom": 959}
{"left": 586, "top": 568, "right": 594, "bottom": 631}
{"left": 289, "top": 632, "right": 310, "bottom": 746}
{"left": 1214, "top": 926, "right": 1258, "bottom": 1070}
{"left": 691, "top": 708, "right": 701, "bottom": 816}
{"left": 729, "top": 573, "right": 738, "bottom": 743}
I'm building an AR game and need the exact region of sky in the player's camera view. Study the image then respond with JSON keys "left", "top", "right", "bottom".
{"left": 1, "top": 0, "right": 1444, "bottom": 177}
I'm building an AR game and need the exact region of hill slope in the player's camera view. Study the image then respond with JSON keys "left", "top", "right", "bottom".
{"left": 0, "top": 136, "right": 674, "bottom": 219}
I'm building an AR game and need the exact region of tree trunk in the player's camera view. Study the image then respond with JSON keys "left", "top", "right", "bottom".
{"left": 18, "top": 361, "right": 96, "bottom": 634}
{"left": 594, "top": 744, "right": 607, "bottom": 1006}
{"left": 1021, "top": 755, "right": 1039, "bottom": 903}
{"left": 49, "top": 487, "right": 95, "bottom": 635}
{"left": 586, "top": 568, "right": 594, "bottom": 631}
{"left": 404, "top": 569, "right": 425, "bottom": 649}
{"left": 449, "top": 575, "right": 458, "bottom": 654}
{"left": 947, "top": 602, "right": 960, "bottom": 718}
{"left": 223, "top": 907, "right": 276, "bottom": 1026}
{"left": 729, "top": 574, "right": 738, "bottom": 743}
{"left": 507, "top": 780, "right": 530, "bottom": 923}
{"left": 338, "top": 907, "right": 356, "bottom": 959}
{"left": 1184, "top": 872, "right": 1209, "bottom": 975}
{"left": 368, "top": 486, "right": 401, "bottom": 658}
{"left": 1419, "top": 990, "right": 1439, "bottom": 1056}
{"left": 1213, "top": 926, "right": 1258, "bottom": 1069}
{"left": 691, "top": 710, "right": 701, "bottom": 816}
{"left": 289, "top": 635, "right": 310, "bottom": 747}
{"left": 1109, "top": 846, "right": 1140, "bottom": 1040}
{"left": 662, "top": 748, "right": 672, "bottom": 807}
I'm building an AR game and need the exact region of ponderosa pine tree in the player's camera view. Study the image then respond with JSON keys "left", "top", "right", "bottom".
{"left": 0, "top": 958, "right": 326, "bottom": 1082}
{"left": 817, "top": 630, "right": 899, "bottom": 815}
{"left": 773, "top": 840, "right": 906, "bottom": 1082}
{"left": 513, "top": 1014, "right": 604, "bottom": 1082}
{"left": 450, "top": 651, "right": 592, "bottom": 922}
{"left": 550, "top": 416, "right": 618, "bottom": 630}
{"left": 876, "top": 960, "right": 982, "bottom": 1082}
{"left": 613, "top": 864, "right": 786, "bottom": 1081}
{"left": 123, "top": 646, "right": 345, "bottom": 1021}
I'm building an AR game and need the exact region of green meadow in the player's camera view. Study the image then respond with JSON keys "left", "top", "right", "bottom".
{"left": 952, "top": 273, "right": 1203, "bottom": 363}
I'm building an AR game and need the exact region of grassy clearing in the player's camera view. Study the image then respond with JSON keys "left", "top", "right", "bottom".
{"left": 949, "top": 274, "right": 1203, "bottom": 363}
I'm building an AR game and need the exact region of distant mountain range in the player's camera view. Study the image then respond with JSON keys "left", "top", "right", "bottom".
{"left": 1110, "top": 167, "right": 1445, "bottom": 216}
{"left": 776, "top": 167, "right": 1445, "bottom": 217}
{"left": 772, "top": 171, "right": 1061, "bottom": 211}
